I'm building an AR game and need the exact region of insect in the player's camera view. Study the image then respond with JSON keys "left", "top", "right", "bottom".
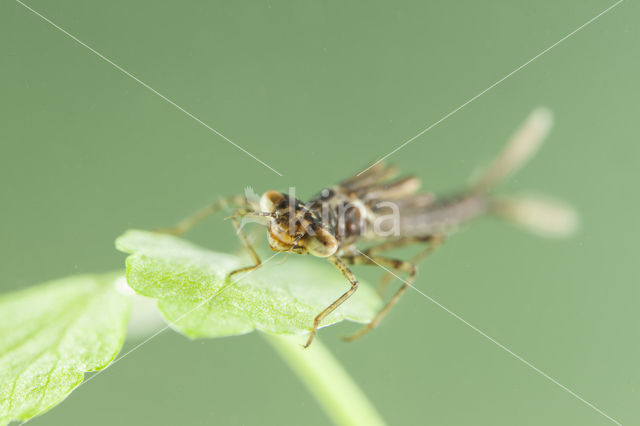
{"left": 160, "top": 108, "right": 577, "bottom": 348}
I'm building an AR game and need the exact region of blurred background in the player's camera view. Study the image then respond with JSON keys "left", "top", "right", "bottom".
{"left": 1, "top": 0, "right": 638, "bottom": 424}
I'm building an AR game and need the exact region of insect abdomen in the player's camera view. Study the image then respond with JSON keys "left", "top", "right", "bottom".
{"left": 397, "top": 195, "right": 489, "bottom": 236}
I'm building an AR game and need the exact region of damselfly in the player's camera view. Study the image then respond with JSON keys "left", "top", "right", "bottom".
{"left": 160, "top": 109, "right": 577, "bottom": 348}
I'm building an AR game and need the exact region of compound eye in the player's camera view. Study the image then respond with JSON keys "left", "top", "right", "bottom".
{"left": 260, "top": 190, "right": 285, "bottom": 213}
{"left": 306, "top": 228, "right": 338, "bottom": 258}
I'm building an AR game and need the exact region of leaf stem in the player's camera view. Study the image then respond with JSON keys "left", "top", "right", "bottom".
{"left": 263, "top": 333, "right": 386, "bottom": 426}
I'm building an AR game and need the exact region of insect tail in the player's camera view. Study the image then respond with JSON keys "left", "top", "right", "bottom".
{"left": 468, "top": 108, "right": 553, "bottom": 194}
{"left": 490, "top": 194, "right": 579, "bottom": 238}
{"left": 467, "top": 108, "right": 579, "bottom": 238}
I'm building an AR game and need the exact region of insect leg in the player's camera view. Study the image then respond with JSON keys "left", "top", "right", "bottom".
{"left": 304, "top": 256, "right": 359, "bottom": 348}
{"left": 227, "top": 215, "right": 263, "bottom": 278}
{"left": 156, "top": 195, "right": 247, "bottom": 236}
{"left": 375, "top": 235, "right": 444, "bottom": 296}
{"left": 362, "top": 236, "right": 432, "bottom": 256}
{"left": 340, "top": 244, "right": 440, "bottom": 342}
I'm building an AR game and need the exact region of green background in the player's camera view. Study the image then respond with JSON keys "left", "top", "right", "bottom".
{"left": 1, "top": 0, "right": 638, "bottom": 424}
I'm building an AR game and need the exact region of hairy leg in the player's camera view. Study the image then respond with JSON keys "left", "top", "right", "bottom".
{"left": 362, "top": 236, "right": 433, "bottom": 256}
{"left": 156, "top": 195, "right": 247, "bottom": 236}
{"left": 375, "top": 235, "right": 444, "bottom": 296}
{"left": 228, "top": 215, "right": 263, "bottom": 278}
{"left": 361, "top": 235, "right": 442, "bottom": 296}
{"left": 304, "top": 256, "right": 359, "bottom": 348}
{"left": 340, "top": 243, "right": 441, "bottom": 342}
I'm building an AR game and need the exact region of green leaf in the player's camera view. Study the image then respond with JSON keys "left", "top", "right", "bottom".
{"left": 116, "top": 230, "right": 382, "bottom": 338}
{"left": 0, "top": 273, "right": 131, "bottom": 425}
